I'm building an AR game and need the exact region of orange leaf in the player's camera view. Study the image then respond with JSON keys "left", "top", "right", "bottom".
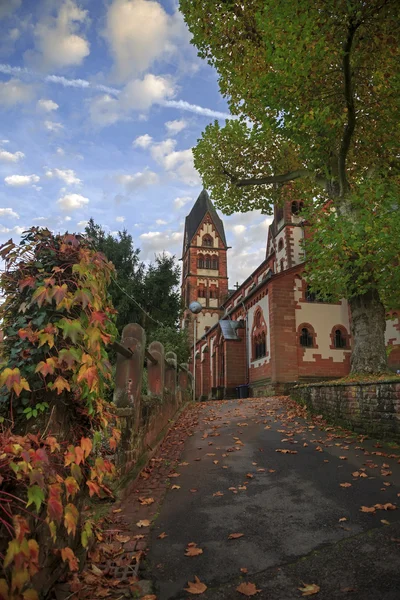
{"left": 340, "top": 483, "right": 352, "bottom": 488}
{"left": 136, "top": 519, "right": 150, "bottom": 527}
{"left": 139, "top": 497, "right": 155, "bottom": 506}
{"left": 158, "top": 532, "right": 167, "bottom": 539}
{"left": 61, "top": 547, "right": 79, "bottom": 572}
{"left": 65, "top": 477, "right": 79, "bottom": 500}
{"left": 86, "top": 480, "right": 101, "bottom": 498}
{"left": 64, "top": 504, "right": 79, "bottom": 537}
{"left": 228, "top": 533, "right": 244, "bottom": 539}
{"left": 360, "top": 506, "right": 376, "bottom": 513}
{"left": 35, "top": 358, "right": 57, "bottom": 377}
{"left": 184, "top": 576, "right": 207, "bottom": 595}
{"left": 298, "top": 583, "right": 320, "bottom": 596}
{"left": 52, "top": 376, "right": 70, "bottom": 395}
{"left": 115, "top": 535, "right": 131, "bottom": 543}
{"left": 80, "top": 437, "right": 92, "bottom": 459}
{"left": 185, "top": 543, "right": 203, "bottom": 557}
{"left": 236, "top": 582, "right": 261, "bottom": 596}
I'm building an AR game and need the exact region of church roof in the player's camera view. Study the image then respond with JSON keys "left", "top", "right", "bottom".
{"left": 184, "top": 189, "right": 227, "bottom": 250}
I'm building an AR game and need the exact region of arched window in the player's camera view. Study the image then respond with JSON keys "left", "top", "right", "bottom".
{"left": 291, "top": 201, "right": 304, "bottom": 215}
{"left": 204, "top": 255, "right": 211, "bottom": 269}
{"left": 198, "top": 254, "right": 204, "bottom": 268}
{"left": 211, "top": 255, "right": 218, "bottom": 270}
{"left": 300, "top": 327, "right": 313, "bottom": 348}
{"left": 198, "top": 288, "right": 206, "bottom": 298}
{"left": 202, "top": 235, "right": 213, "bottom": 247}
{"left": 252, "top": 309, "right": 267, "bottom": 361}
{"left": 278, "top": 238, "right": 284, "bottom": 252}
{"left": 330, "top": 325, "right": 349, "bottom": 349}
{"left": 209, "top": 288, "right": 218, "bottom": 299}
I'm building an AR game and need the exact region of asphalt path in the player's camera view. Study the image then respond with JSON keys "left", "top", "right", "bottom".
{"left": 147, "top": 397, "right": 400, "bottom": 599}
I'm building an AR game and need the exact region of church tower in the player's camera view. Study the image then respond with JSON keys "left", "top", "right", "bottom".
{"left": 181, "top": 190, "right": 229, "bottom": 340}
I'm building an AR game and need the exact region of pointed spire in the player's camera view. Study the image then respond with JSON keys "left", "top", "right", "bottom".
{"left": 183, "top": 189, "right": 227, "bottom": 252}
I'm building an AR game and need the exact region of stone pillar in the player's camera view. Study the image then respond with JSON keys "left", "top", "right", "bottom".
{"left": 165, "top": 351, "right": 177, "bottom": 404}
{"left": 148, "top": 341, "right": 165, "bottom": 399}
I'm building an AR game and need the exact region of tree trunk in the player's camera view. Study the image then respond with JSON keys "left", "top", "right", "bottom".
{"left": 349, "top": 289, "right": 388, "bottom": 374}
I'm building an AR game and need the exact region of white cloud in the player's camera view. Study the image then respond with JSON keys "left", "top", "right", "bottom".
{"left": 0, "top": 208, "right": 19, "bottom": 219}
{"left": 116, "top": 216, "right": 125, "bottom": 222}
{"left": 45, "top": 168, "right": 81, "bottom": 185}
{"left": 64, "top": 216, "right": 72, "bottom": 221}
{"left": 105, "top": 0, "right": 176, "bottom": 81}
{"left": 165, "top": 119, "right": 187, "bottom": 135}
{"left": 76, "top": 220, "right": 88, "bottom": 229}
{"left": 0, "top": 225, "right": 25, "bottom": 236}
{"left": 133, "top": 134, "right": 153, "bottom": 149}
{"left": 150, "top": 139, "right": 200, "bottom": 186}
{"left": 57, "top": 193, "right": 89, "bottom": 211}
{"left": 4, "top": 174, "right": 40, "bottom": 186}
{"left": 121, "top": 74, "right": 175, "bottom": 111}
{"left": 29, "top": 0, "right": 90, "bottom": 70}
{"left": 37, "top": 98, "right": 59, "bottom": 112}
{"left": 162, "top": 99, "right": 235, "bottom": 121}
{"left": 232, "top": 225, "right": 246, "bottom": 235}
{"left": 116, "top": 170, "right": 159, "bottom": 192}
{"left": 0, "top": 148, "right": 24, "bottom": 162}
{"left": 56, "top": 147, "right": 65, "bottom": 155}
{"left": 174, "top": 196, "right": 192, "bottom": 210}
{"left": 139, "top": 229, "right": 183, "bottom": 260}
{"left": 44, "top": 120, "right": 64, "bottom": 133}
{"left": 0, "top": 78, "right": 35, "bottom": 106}
{"left": 156, "top": 219, "right": 167, "bottom": 225}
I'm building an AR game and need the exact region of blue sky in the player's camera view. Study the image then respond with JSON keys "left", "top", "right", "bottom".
{"left": 0, "top": 0, "right": 271, "bottom": 285}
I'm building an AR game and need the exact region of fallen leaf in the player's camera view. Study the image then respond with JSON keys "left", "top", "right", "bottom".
{"left": 213, "top": 491, "right": 223, "bottom": 497}
{"left": 236, "top": 582, "right": 261, "bottom": 596}
{"left": 315, "top": 446, "right": 323, "bottom": 452}
{"left": 190, "top": 489, "right": 198, "bottom": 493}
{"left": 240, "top": 568, "right": 248, "bottom": 574}
{"left": 171, "top": 485, "right": 181, "bottom": 490}
{"left": 206, "top": 453, "right": 216, "bottom": 456}
{"left": 303, "top": 443, "right": 309, "bottom": 447}
{"left": 341, "top": 587, "right": 357, "bottom": 593}
{"left": 298, "top": 583, "right": 320, "bottom": 596}
{"left": 339, "top": 456, "right": 347, "bottom": 460}
{"left": 375, "top": 503, "right": 397, "bottom": 510}
{"left": 359, "top": 472, "right": 368, "bottom": 478}
{"left": 246, "top": 473, "right": 254, "bottom": 478}
{"left": 179, "top": 462, "right": 189, "bottom": 466}
{"left": 139, "top": 497, "right": 155, "bottom": 505}
{"left": 360, "top": 506, "right": 376, "bottom": 513}
{"left": 136, "top": 519, "right": 151, "bottom": 527}
{"left": 91, "top": 564, "right": 103, "bottom": 576}
{"left": 185, "top": 543, "right": 203, "bottom": 557}
{"left": 340, "top": 483, "right": 352, "bottom": 488}
{"left": 141, "top": 596, "right": 157, "bottom": 600}
{"left": 381, "top": 519, "right": 390, "bottom": 525}
{"left": 268, "top": 469, "right": 276, "bottom": 473}
{"left": 228, "top": 533, "right": 244, "bottom": 539}
{"left": 158, "top": 532, "right": 167, "bottom": 539}
{"left": 169, "top": 473, "right": 180, "bottom": 478}
{"left": 338, "top": 517, "right": 347, "bottom": 522}
{"left": 113, "top": 508, "right": 122, "bottom": 513}
{"left": 352, "top": 471, "right": 360, "bottom": 477}
{"left": 257, "top": 468, "right": 265, "bottom": 472}
{"left": 133, "top": 534, "right": 144, "bottom": 540}
{"left": 276, "top": 449, "right": 297, "bottom": 454}
{"left": 213, "top": 460, "right": 219, "bottom": 464}
{"left": 184, "top": 576, "right": 207, "bottom": 594}
{"left": 381, "top": 470, "right": 392, "bottom": 476}
{"left": 115, "top": 534, "right": 131, "bottom": 543}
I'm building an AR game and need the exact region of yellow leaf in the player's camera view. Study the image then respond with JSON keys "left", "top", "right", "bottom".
{"left": 298, "top": 583, "right": 320, "bottom": 596}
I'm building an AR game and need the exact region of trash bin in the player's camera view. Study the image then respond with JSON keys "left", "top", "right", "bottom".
{"left": 238, "top": 384, "right": 249, "bottom": 399}
{"left": 235, "top": 386, "right": 240, "bottom": 399}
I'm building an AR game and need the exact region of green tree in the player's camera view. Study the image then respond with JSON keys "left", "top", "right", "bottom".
{"left": 180, "top": 0, "right": 400, "bottom": 374}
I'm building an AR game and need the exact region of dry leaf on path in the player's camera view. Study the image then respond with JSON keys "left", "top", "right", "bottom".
{"left": 171, "top": 485, "right": 181, "bottom": 490}
{"left": 139, "top": 497, "right": 155, "bottom": 505}
{"left": 158, "top": 532, "right": 167, "bottom": 539}
{"left": 240, "top": 568, "right": 248, "bottom": 574}
{"left": 184, "top": 576, "right": 207, "bottom": 594}
{"left": 298, "top": 583, "right": 320, "bottom": 596}
{"left": 338, "top": 517, "right": 347, "bottom": 522}
{"left": 228, "top": 533, "right": 244, "bottom": 539}
{"left": 236, "top": 582, "right": 261, "bottom": 596}
{"left": 340, "top": 483, "right": 352, "bottom": 488}
{"left": 213, "top": 491, "right": 223, "bottom": 497}
{"left": 190, "top": 489, "right": 198, "bottom": 493}
{"left": 169, "top": 473, "right": 180, "bottom": 478}
{"left": 360, "top": 506, "right": 376, "bottom": 513}
{"left": 381, "top": 519, "right": 390, "bottom": 525}
{"left": 115, "top": 534, "right": 130, "bottom": 543}
{"left": 112, "top": 508, "right": 122, "bottom": 513}
{"left": 185, "top": 543, "right": 203, "bottom": 557}
{"left": 141, "top": 596, "right": 157, "bottom": 600}
{"left": 136, "top": 519, "right": 151, "bottom": 527}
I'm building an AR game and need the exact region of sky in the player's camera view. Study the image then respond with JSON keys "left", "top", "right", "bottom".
{"left": 0, "top": 0, "right": 272, "bottom": 286}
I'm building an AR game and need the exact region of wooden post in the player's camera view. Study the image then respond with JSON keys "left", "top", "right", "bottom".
{"left": 165, "top": 351, "right": 177, "bottom": 404}
{"left": 148, "top": 341, "right": 165, "bottom": 399}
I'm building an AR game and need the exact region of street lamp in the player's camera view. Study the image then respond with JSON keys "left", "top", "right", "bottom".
{"left": 189, "top": 300, "right": 203, "bottom": 402}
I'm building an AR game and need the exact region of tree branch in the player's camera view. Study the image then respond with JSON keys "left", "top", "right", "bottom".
{"left": 338, "top": 19, "right": 361, "bottom": 197}
{"left": 221, "top": 165, "right": 326, "bottom": 189}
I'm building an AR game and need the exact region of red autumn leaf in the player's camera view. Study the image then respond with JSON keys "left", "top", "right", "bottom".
{"left": 48, "top": 484, "right": 63, "bottom": 522}
{"left": 0, "top": 367, "right": 31, "bottom": 397}
{"left": 35, "top": 357, "right": 57, "bottom": 377}
{"left": 86, "top": 480, "right": 101, "bottom": 497}
{"left": 65, "top": 476, "right": 79, "bottom": 500}
{"left": 81, "top": 437, "right": 92, "bottom": 459}
{"left": 77, "top": 365, "right": 98, "bottom": 392}
{"left": 18, "top": 276, "right": 36, "bottom": 291}
{"left": 74, "top": 446, "right": 85, "bottom": 466}
{"left": 61, "top": 547, "right": 79, "bottom": 571}
{"left": 64, "top": 503, "right": 79, "bottom": 537}
{"left": 64, "top": 445, "right": 76, "bottom": 467}
{"left": 90, "top": 311, "right": 108, "bottom": 326}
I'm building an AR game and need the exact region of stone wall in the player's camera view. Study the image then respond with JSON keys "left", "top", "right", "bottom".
{"left": 291, "top": 380, "right": 400, "bottom": 440}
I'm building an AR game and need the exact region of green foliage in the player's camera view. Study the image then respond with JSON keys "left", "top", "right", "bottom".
{"left": 85, "top": 219, "right": 181, "bottom": 335}
{"left": 149, "top": 326, "right": 190, "bottom": 365}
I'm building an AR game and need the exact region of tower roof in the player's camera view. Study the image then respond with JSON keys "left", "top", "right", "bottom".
{"left": 183, "top": 189, "right": 227, "bottom": 251}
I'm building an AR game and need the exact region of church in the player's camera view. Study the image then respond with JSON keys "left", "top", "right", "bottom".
{"left": 181, "top": 190, "right": 400, "bottom": 399}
